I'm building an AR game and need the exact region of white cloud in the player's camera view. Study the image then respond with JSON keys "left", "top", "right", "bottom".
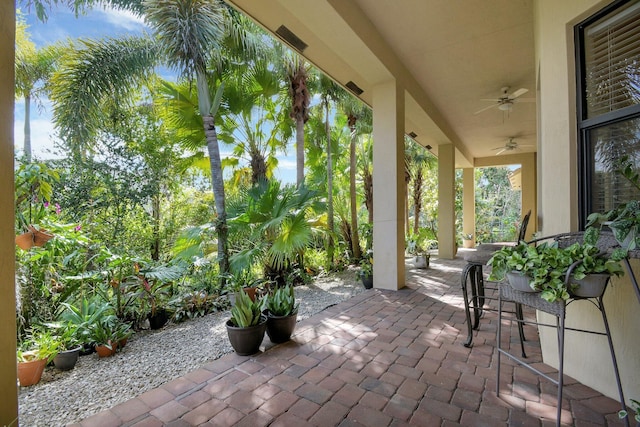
{"left": 277, "top": 158, "right": 296, "bottom": 170}
{"left": 95, "top": 6, "right": 148, "bottom": 32}
{"left": 14, "top": 118, "right": 65, "bottom": 160}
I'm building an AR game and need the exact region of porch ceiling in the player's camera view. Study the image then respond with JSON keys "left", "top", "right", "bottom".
{"left": 224, "top": 0, "right": 537, "bottom": 167}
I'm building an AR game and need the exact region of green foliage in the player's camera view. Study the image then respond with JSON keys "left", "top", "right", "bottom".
{"left": 171, "top": 291, "right": 228, "bottom": 323}
{"left": 17, "top": 328, "right": 60, "bottom": 363}
{"left": 265, "top": 285, "right": 298, "bottom": 317}
{"left": 229, "top": 290, "right": 263, "bottom": 327}
{"left": 474, "top": 167, "right": 522, "bottom": 243}
{"left": 488, "top": 240, "right": 623, "bottom": 302}
{"left": 228, "top": 180, "right": 322, "bottom": 280}
{"left": 58, "top": 298, "right": 117, "bottom": 346}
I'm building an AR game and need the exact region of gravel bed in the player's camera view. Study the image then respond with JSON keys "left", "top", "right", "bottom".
{"left": 18, "top": 268, "right": 365, "bottom": 427}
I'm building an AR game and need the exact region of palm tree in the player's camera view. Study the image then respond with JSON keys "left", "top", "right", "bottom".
{"left": 406, "top": 139, "right": 437, "bottom": 234}
{"left": 340, "top": 96, "right": 371, "bottom": 260}
{"left": 284, "top": 53, "right": 311, "bottom": 186}
{"left": 15, "top": 15, "right": 62, "bottom": 161}
{"left": 49, "top": 0, "right": 262, "bottom": 280}
{"left": 315, "top": 74, "right": 342, "bottom": 265}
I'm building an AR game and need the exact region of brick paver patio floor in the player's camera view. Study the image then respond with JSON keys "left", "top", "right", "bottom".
{"left": 71, "top": 254, "right": 628, "bottom": 426}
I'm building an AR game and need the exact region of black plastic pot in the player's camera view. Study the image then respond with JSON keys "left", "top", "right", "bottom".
{"left": 266, "top": 311, "right": 297, "bottom": 344}
{"left": 226, "top": 315, "right": 267, "bottom": 356}
{"left": 360, "top": 273, "right": 373, "bottom": 289}
{"left": 149, "top": 309, "right": 170, "bottom": 330}
{"left": 53, "top": 347, "right": 82, "bottom": 371}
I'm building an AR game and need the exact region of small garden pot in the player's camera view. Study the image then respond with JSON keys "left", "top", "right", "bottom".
{"left": 570, "top": 273, "right": 610, "bottom": 298}
{"left": 17, "top": 358, "right": 47, "bottom": 387}
{"left": 414, "top": 255, "right": 429, "bottom": 269}
{"left": 266, "top": 311, "right": 298, "bottom": 344}
{"left": 360, "top": 273, "right": 373, "bottom": 289}
{"left": 149, "top": 309, "right": 169, "bottom": 330}
{"left": 95, "top": 342, "right": 116, "bottom": 358}
{"left": 506, "top": 271, "right": 537, "bottom": 293}
{"left": 53, "top": 347, "right": 82, "bottom": 371}
{"left": 226, "top": 316, "right": 267, "bottom": 356}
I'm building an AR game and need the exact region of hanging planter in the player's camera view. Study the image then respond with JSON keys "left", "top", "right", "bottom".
{"left": 15, "top": 225, "right": 54, "bottom": 250}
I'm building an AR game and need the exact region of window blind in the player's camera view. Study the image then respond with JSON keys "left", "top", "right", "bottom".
{"left": 585, "top": 0, "right": 640, "bottom": 118}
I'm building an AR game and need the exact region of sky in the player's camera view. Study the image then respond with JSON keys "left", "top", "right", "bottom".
{"left": 14, "top": 4, "right": 297, "bottom": 183}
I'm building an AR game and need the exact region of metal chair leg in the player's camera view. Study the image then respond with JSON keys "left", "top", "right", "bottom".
{"left": 461, "top": 262, "right": 475, "bottom": 348}
{"left": 599, "top": 297, "right": 629, "bottom": 427}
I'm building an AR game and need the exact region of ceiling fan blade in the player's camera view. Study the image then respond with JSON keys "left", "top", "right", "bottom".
{"left": 515, "top": 98, "right": 535, "bottom": 103}
{"left": 480, "top": 98, "right": 501, "bottom": 102}
{"left": 474, "top": 104, "right": 499, "bottom": 115}
{"left": 509, "top": 88, "right": 528, "bottom": 99}
{"left": 495, "top": 148, "right": 507, "bottom": 155}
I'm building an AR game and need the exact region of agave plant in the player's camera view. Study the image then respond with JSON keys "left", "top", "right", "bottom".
{"left": 229, "top": 289, "right": 263, "bottom": 328}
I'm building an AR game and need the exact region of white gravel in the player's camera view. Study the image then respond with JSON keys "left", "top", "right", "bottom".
{"left": 18, "top": 268, "right": 365, "bottom": 427}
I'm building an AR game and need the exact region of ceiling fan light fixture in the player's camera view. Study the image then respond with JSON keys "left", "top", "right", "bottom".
{"left": 498, "top": 101, "right": 513, "bottom": 111}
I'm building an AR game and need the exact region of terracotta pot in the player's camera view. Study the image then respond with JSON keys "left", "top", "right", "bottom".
{"left": 226, "top": 316, "right": 267, "bottom": 356}
{"left": 95, "top": 342, "right": 116, "bottom": 358}
{"left": 15, "top": 226, "right": 54, "bottom": 250}
{"left": 266, "top": 311, "right": 298, "bottom": 344}
{"left": 243, "top": 287, "right": 258, "bottom": 302}
{"left": 17, "top": 358, "right": 47, "bottom": 386}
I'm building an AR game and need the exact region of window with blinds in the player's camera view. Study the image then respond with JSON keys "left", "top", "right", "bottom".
{"left": 577, "top": 0, "right": 640, "bottom": 225}
{"left": 584, "top": 0, "right": 640, "bottom": 118}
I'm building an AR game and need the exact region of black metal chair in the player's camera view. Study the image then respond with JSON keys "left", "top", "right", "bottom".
{"left": 460, "top": 210, "right": 531, "bottom": 351}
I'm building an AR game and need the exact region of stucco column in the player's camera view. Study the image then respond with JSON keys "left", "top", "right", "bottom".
{"left": 462, "top": 168, "right": 475, "bottom": 247}
{"left": 438, "top": 144, "right": 456, "bottom": 258}
{"left": 372, "top": 80, "right": 405, "bottom": 290}
{"left": 0, "top": 4, "right": 18, "bottom": 424}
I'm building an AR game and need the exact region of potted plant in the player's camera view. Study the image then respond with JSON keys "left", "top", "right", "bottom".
{"left": 586, "top": 156, "right": 640, "bottom": 254}
{"left": 407, "top": 229, "right": 433, "bottom": 268}
{"left": 17, "top": 329, "right": 59, "bottom": 386}
{"left": 359, "top": 251, "right": 373, "bottom": 289}
{"left": 89, "top": 319, "right": 118, "bottom": 358}
{"left": 51, "top": 322, "right": 82, "bottom": 371}
{"left": 488, "top": 241, "right": 542, "bottom": 292}
{"left": 264, "top": 284, "right": 299, "bottom": 343}
{"left": 619, "top": 398, "right": 640, "bottom": 424}
{"left": 226, "top": 289, "right": 267, "bottom": 356}
{"left": 461, "top": 233, "right": 474, "bottom": 248}
{"left": 58, "top": 298, "right": 117, "bottom": 355}
{"left": 488, "top": 238, "right": 624, "bottom": 302}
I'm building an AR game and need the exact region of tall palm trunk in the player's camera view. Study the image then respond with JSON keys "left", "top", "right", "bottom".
{"left": 348, "top": 115, "right": 361, "bottom": 260}
{"left": 413, "top": 168, "right": 423, "bottom": 234}
{"left": 325, "top": 102, "right": 334, "bottom": 265}
{"left": 203, "top": 114, "right": 229, "bottom": 277}
{"left": 296, "top": 119, "right": 305, "bottom": 185}
{"left": 151, "top": 192, "right": 161, "bottom": 261}
{"left": 364, "top": 168, "right": 373, "bottom": 224}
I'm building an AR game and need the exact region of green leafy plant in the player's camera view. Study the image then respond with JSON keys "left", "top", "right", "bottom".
{"left": 57, "top": 298, "right": 117, "bottom": 346}
{"left": 171, "top": 291, "right": 227, "bottom": 323}
{"left": 17, "top": 328, "right": 60, "bottom": 363}
{"left": 488, "top": 239, "right": 623, "bottom": 302}
{"left": 359, "top": 249, "right": 373, "bottom": 277}
{"left": 619, "top": 399, "right": 640, "bottom": 423}
{"left": 586, "top": 156, "right": 640, "bottom": 254}
{"left": 265, "top": 284, "right": 298, "bottom": 317}
{"left": 229, "top": 290, "right": 263, "bottom": 328}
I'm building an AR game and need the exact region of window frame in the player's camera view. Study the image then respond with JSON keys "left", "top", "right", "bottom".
{"left": 576, "top": 0, "right": 640, "bottom": 228}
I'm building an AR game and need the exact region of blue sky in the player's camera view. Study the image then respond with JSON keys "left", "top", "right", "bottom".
{"left": 15, "top": 4, "right": 297, "bottom": 182}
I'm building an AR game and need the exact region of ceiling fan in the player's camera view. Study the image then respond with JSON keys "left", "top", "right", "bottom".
{"left": 491, "top": 137, "right": 534, "bottom": 155}
{"left": 474, "top": 86, "right": 534, "bottom": 115}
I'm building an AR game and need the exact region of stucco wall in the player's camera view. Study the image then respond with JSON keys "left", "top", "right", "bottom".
{"left": 535, "top": 0, "right": 640, "bottom": 404}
